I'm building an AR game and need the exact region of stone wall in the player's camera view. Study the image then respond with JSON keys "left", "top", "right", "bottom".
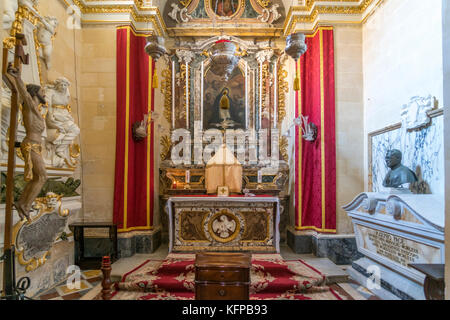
{"left": 334, "top": 25, "right": 364, "bottom": 234}
{"left": 78, "top": 26, "right": 117, "bottom": 222}
{"left": 362, "top": 0, "right": 444, "bottom": 190}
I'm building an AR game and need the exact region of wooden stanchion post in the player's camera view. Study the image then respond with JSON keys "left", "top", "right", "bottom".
{"left": 101, "top": 256, "right": 112, "bottom": 300}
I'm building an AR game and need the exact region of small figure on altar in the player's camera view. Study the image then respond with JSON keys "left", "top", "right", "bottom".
{"left": 5, "top": 63, "right": 48, "bottom": 222}
{"left": 219, "top": 88, "right": 231, "bottom": 121}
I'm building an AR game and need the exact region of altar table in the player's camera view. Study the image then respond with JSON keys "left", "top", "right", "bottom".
{"left": 165, "top": 196, "right": 281, "bottom": 253}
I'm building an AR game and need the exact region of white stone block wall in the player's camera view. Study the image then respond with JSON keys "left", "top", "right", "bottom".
{"left": 363, "top": 0, "right": 444, "bottom": 190}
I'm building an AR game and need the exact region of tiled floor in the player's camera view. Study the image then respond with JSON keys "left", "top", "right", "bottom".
{"left": 37, "top": 270, "right": 102, "bottom": 300}
{"left": 37, "top": 243, "right": 381, "bottom": 301}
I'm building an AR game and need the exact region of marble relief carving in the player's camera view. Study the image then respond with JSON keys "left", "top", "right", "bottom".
{"left": 401, "top": 95, "right": 436, "bottom": 131}
{"left": 370, "top": 111, "right": 443, "bottom": 195}
{"left": 173, "top": 201, "right": 275, "bottom": 251}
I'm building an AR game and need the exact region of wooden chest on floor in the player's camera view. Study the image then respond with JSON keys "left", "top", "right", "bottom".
{"left": 195, "top": 252, "right": 251, "bottom": 300}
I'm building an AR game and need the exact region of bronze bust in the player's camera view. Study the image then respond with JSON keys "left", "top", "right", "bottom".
{"left": 382, "top": 149, "right": 417, "bottom": 188}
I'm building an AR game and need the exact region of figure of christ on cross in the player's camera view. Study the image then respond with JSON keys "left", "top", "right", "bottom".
{"left": 5, "top": 63, "right": 48, "bottom": 222}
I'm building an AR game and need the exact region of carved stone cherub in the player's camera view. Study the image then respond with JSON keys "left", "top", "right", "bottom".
{"left": 2, "top": 0, "right": 18, "bottom": 31}
{"left": 37, "top": 16, "right": 58, "bottom": 69}
{"left": 382, "top": 149, "right": 417, "bottom": 189}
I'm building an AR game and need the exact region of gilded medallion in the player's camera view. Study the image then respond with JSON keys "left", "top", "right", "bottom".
{"left": 208, "top": 210, "right": 240, "bottom": 243}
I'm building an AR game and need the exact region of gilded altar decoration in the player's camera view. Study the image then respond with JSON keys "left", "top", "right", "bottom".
{"left": 160, "top": 134, "right": 172, "bottom": 161}
{"left": 170, "top": 198, "right": 277, "bottom": 252}
{"left": 279, "top": 136, "right": 288, "bottom": 161}
{"left": 12, "top": 192, "right": 70, "bottom": 272}
{"left": 161, "top": 68, "right": 173, "bottom": 124}
{"left": 178, "top": 0, "right": 193, "bottom": 8}
{"left": 209, "top": 210, "right": 240, "bottom": 243}
{"left": 256, "top": 0, "right": 271, "bottom": 8}
{"left": 277, "top": 56, "right": 288, "bottom": 126}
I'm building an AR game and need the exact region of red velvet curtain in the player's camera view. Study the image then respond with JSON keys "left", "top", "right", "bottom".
{"left": 114, "top": 26, "right": 155, "bottom": 232}
{"left": 295, "top": 27, "right": 336, "bottom": 233}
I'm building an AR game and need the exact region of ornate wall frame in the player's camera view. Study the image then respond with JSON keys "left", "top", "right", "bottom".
{"left": 12, "top": 193, "right": 69, "bottom": 272}
{"left": 367, "top": 108, "right": 444, "bottom": 192}
{"left": 160, "top": 35, "right": 289, "bottom": 161}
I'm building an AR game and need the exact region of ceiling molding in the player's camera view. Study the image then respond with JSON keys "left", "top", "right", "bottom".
{"left": 284, "top": 0, "right": 385, "bottom": 35}
{"left": 59, "top": 0, "right": 168, "bottom": 36}
{"left": 59, "top": 0, "right": 385, "bottom": 37}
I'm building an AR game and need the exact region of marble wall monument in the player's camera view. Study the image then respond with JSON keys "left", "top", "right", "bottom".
{"left": 343, "top": 193, "right": 444, "bottom": 300}
{"left": 347, "top": 97, "right": 445, "bottom": 300}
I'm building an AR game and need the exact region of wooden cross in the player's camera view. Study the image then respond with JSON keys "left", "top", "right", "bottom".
{"left": 1, "top": 33, "right": 29, "bottom": 298}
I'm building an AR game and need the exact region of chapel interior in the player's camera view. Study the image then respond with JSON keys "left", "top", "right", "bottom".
{"left": 0, "top": 0, "right": 449, "bottom": 301}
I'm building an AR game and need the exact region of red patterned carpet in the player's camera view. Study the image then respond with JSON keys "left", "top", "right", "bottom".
{"left": 111, "top": 253, "right": 348, "bottom": 300}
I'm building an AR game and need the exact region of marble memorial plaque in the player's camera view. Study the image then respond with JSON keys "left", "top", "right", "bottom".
{"left": 356, "top": 224, "right": 441, "bottom": 268}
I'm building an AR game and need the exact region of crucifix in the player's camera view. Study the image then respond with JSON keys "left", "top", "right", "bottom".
{"left": 1, "top": 33, "right": 31, "bottom": 300}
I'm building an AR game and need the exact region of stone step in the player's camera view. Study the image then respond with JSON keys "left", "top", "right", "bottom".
{"left": 297, "top": 254, "right": 350, "bottom": 284}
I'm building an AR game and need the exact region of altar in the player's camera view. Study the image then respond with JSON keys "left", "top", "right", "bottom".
{"left": 165, "top": 196, "right": 281, "bottom": 253}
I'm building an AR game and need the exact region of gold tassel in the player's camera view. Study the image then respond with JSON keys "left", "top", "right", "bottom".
{"left": 294, "top": 67, "right": 300, "bottom": 91}
{"left": 294, "top": 76, "right": 300, "bottom": 91}
{"left": 152, "top": 68, "right": 159, "bottom": 89}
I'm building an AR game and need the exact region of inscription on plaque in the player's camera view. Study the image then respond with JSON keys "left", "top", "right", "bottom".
{"left": 357, "top": 225, "right": 441, "bottom": 268}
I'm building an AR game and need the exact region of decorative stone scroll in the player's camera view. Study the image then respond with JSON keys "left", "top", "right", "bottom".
{"left": 401, "top": 95, "right": 436, "bottom": 131}
{"left": 13, "top": 192, "right": 70, "bottom": 272}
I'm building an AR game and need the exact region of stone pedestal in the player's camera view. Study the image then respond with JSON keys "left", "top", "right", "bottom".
{"left": 286, "top": 226, "right": 361, "bottom": 265}
{"left": 343, "top": 192, "right": 444, "bottom": 300}
{"left": 117, "top": 227, "right": 162, "bottom": 258}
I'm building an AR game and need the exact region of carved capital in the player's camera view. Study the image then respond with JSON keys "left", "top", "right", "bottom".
{"left": 256, "top": 49, "right": 274, "bottom": 64}
{"left": 176, "top": 49, "right": 195, "bottom": 64}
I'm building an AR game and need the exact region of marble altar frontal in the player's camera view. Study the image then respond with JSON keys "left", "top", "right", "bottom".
{"left": 166, "top": 197, "right": 281, "bottom": 253}
{"left": 343, "top": 192, "right": 444, "bottom": 300}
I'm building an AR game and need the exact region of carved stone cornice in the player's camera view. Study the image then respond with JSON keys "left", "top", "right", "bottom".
{"left": 284, "top": 0, "right": 385, "bottom": 35}
{"left": 58, "top": 0, "right": 168, "bottom": 36}
{"left": 58, "top": 0, "right": 385, "bottom": 38}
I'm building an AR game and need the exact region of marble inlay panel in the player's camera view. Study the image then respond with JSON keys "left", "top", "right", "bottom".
{"left": 371, "top": 115, "right": 444, "bottom": 195}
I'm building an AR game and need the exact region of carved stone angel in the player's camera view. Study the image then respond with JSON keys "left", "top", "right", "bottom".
{"left": 44, "top": 77, "right": 80, "bottom": 167}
